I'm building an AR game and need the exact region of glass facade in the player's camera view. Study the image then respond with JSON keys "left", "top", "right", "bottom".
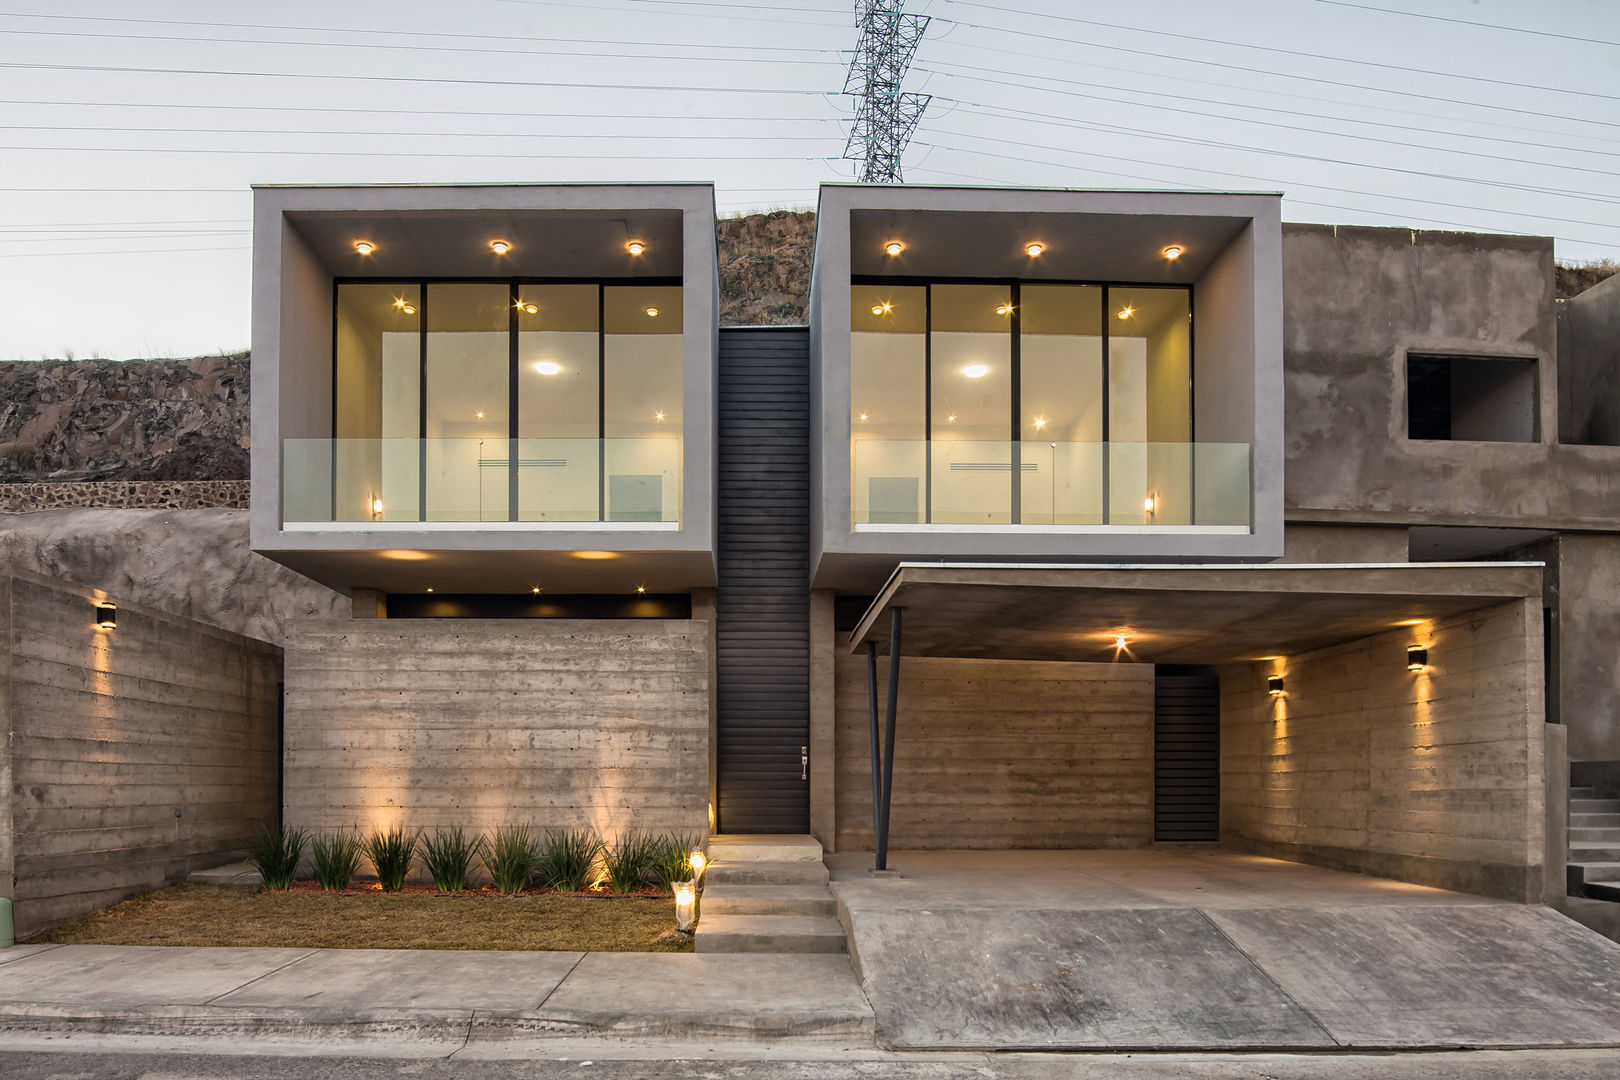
{"left": 311, "top": 279, "right": 683, "bottom": 524}
{"left": 848, "top": 280, "right": 1241, "bottom": 527}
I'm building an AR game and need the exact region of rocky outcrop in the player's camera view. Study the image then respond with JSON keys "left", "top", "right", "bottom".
{"left": 0, "top": 508, "right": 347, "bottom": 645}
{"left": 0, "top": 480, "right": 248, "bottom": 512}
{"left": 718, "top": 210, "right": 814, "bottom": 326}
{"left": 0, "top": 353, "right": 248, "bottom": 482}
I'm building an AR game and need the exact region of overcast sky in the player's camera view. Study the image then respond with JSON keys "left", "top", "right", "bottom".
{"left": 0, "top": 0, "right": 1615, "bottom": 361}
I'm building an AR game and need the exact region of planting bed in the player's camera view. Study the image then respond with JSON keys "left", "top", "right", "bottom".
{"left": 29, "top": 882, "right": 692, "bottom": 952}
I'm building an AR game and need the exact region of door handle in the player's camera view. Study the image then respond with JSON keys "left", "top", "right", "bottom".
{"left": 801, "top": 746, "right": 808, "bottom": 781}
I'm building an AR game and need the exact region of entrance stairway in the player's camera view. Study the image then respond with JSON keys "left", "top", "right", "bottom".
{"left": 695, "top": 834, "right": 848, "bottom": 954}
{"left": 1567, "top": 786, "right": 1620, "bottom": 902}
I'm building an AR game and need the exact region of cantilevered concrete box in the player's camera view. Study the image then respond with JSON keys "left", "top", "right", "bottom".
{"left": 250, "top": 183, "right": 719, "bottom": 594}
{"left": 809, "top": 185, "right": 1283, "bottom": 590}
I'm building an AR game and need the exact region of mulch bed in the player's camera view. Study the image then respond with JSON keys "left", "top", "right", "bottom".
{"left": 282, "top": 880, "right": 672, "bottom": 898}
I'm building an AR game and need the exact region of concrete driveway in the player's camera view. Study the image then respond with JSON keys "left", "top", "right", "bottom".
{"left": 827, "top": 849, "right": 1620, "bottom": 1051}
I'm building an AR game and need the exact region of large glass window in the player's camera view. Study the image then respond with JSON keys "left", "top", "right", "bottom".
{"left": 931, "top": 284, "right": 1012, "bottom": 524}
{"left": 851, "top": 285, "right": 925, "bottom": 523}
{"left": 311, "top": 279, "right": 682, "bottom": 525}
{"left": 847, "top": 280, "right": 1203, "bottom": 527}
{"left": 518, "top": 284, "right": 598, "bottom": 521}
{"left": 604, "top": 286, "right": 683, "bottom": 522}
{"left": 1108, "top": 287, "right": 1191, "bottom": 525}
{"left": 1020, "top": 285, "right": 1103, "bottom": 524}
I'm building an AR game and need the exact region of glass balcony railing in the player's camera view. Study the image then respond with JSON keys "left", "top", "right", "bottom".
{"left": 850, "top": 440, "right": 1250, "bottom": 527}
{"left": 282, "top": 438, "right": 682, "bottom": 525}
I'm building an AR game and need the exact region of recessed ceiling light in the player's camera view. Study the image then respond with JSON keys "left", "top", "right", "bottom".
{"left": 535, "top": 361, "right": 562, "bottom": 375}
{"left": 1025, "top": 242, "right": 1044, "bottom": 257}
{"left": 401, "top": 304, "right": 416, "bottom": 315}
{"left": 426, "top": 587, "right": 434, "bottom": 593}
{"left": 626, "top": 240, "right": 646, "bottom": 255}
{"left": 522, "top": 303, "right": 538, "bottom": 315}
{"left": 490, "top": 240, "right": 511, "bottom": 254}
{"left": 884, "top": 240, "right": 904, "bottom": 256}
{"left": 532, "top": 586, "right": 541, "bottom": 594}
{"left": 962, "top": 363, "right": 989, "bottom": 378}
{"left": 636, "top": 585, "right": 647, "bottom": 594}
{"left": 871, "top": 305, "right": 884, "bottom": 315}
{"left": 858, "top": 413, "right": 868, "bottom": 421}
{"left": 1033, "top": 417, "right": 1046, "bottom": 429}
{"left": 1162, "top": 244, "right": 1184, "bottom": 260}
{"left": 655, "top": 411, "right": 665, "bottom": 421}
{"left": 947, "top": 414, "right": 956, "bottom": 422}
{"left": 645, "top": 307, "right": 660, "bottom": 317}
{"left": 995, "top": 303, "right": 1014, "bottom": 315}
{"left": 1117, "top": 306, "right": 1135, "bottom": 320}
{"left": 354, "top": 240, "right": 375, "bottom": 255}
{"left": 475, "top": 410, "right": 485, "bottom": 420}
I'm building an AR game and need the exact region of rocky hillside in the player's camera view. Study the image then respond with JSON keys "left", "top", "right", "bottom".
{"left": 0, "top": 352, "right": 249, "bottom": 482}
{"left": 1557, "top": 260, "right": 1620, "bottom": 300}
{"left": 718, "top": 209, "right": 814, "bottom": 324}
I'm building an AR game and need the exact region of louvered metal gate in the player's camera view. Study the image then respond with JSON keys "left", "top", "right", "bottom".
{"left": 1154, "top": 671, "right": 1220, "bottom": 841}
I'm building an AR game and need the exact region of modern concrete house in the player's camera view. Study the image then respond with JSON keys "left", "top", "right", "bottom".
{"left": 242, "top": 180, "right": 1620, "bottom": 945}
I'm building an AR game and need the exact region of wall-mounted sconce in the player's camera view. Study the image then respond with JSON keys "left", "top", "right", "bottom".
{"left": 369, "top": 496, "right": 383, "bottom": 520}
{"left": 1407, "top": 645, "right": 1428, "bottom": 672}
{"left": 95, "top": 602, "right": 117, "bottom": 630}
{"left": 1267, "top": 674, "right": 1285, "bottom": 696}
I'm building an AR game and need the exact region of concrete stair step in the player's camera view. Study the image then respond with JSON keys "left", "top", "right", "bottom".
{"left": 1569, "top": 827, "right": 1620, "bottom": 843}
{"left": 1584, "top": 880, "right": 1620, "bottom": 903}
{"left": 700, "top": 884, "right": 839, "bottom": 917}
{"left": 1571, "top": 787, "right": 1597, "bottom": 798}
{"left": 705, "top": 860, "right": 829, "bottom": 887}
{"left": 694, "top": 914, "right": 848, "bottom": 954}
{"left": 1572, "top": 813, "right": 1620, "bottom": 828}
{"left": 707, "top": 834, "right": 824, "bottom": 863}
{"left": 1569, "top": 843, "right": 1620, "bottom": 860}
{"left": 1571, "top": 799, "right": 1620, "bottom": 814}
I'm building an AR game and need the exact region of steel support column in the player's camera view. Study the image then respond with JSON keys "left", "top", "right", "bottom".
{"left": 876, "top": 607, "right": 903, "bottom": 871}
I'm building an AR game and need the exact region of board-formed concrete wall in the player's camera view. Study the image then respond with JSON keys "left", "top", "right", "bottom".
{"left": 0, "top": 569, "right": 282, "bottom": 938}
{"left": 833, "top": 655, "right": 1155, "bottom": 852}
{"left": 282, "top": 618, "right": 710, "bottom": 844}
{"left": 1220, "top": 599, "right": 1544, "bottom": 901}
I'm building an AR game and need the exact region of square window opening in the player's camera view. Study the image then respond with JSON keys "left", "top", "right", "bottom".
{"left": 1407, "top": 354, "right": 1538, "bottom": 443}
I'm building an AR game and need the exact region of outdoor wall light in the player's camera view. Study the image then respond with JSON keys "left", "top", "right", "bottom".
{"left": 489, "top": 240, "right": 511, "bottom": 254}
{"left": 962, "top": 363, "right": 989, "bottom": 378}
{"left": 673, "top": 880, "right": 697, "bottom": 934}
{"left": 353, "top": 240, "right": 375, "bottom": 255}
{"left": 1025, "top": 242, "right": 1045, "bottom": 257}
{"left": 1162, "top": 244, "right": 1184, "bottom": 260}
{"left": 1268, "top": 674, "right": 1285, "bottom": 696}
{"left": 884, "top": 240, "right": 904, "bottom": 256}
{"left": 1407, "top": 645, "right": 1428, "bottom": 672}
{"left": 626, "top": 240, "right": 646, "bottom": 255}
{"left": 1143, "top": 494, "right": 1158, "bottom": 516}
{"left": 94, "top": 602, "right": 117, "bottom": 630}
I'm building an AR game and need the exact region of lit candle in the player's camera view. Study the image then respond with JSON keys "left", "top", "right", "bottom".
{"left": 673, "top": 880, "right": 697, "bottom": 933}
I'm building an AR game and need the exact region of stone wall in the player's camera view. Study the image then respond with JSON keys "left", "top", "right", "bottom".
{"left": 282, "top": 618, "right": 710, "bottom": 847}
{"left": 1, "top": 569, "right": 282, "bottom": 938}
{"left": 833, "top": 655, "right": 1155, "bottom": 852}
{"left": 0, "top": 480, "right": 248, "bottom": 513}
{"left": 1220, "top": 599, "right": 1544, "bottom": 901}
{"left": 0, "top": 508, "right": 348, "bottom": 646}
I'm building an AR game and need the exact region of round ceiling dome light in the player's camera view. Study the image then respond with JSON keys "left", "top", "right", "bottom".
{"left": 627, "top": 240, "right": 646, "bottom": 255}
{"left": 962, "top": 363, "right": 989, "bottom": 378}
{"left": 490, "top": 240, "right": 511, "bottom": 254}
{"left": 884, "top": 241, "right": 905, "bottom": 256}
{"left": 1162, "top": 244, "right": 1184, "bottom": 260}
{"left": 534, "top": 361, "right": 562, "bottom": 375}
{"left": 354, "top": 240, "right": 375, "bottom": 255}
{"left": 1025, "top": 242, "right": 1045, "bottom": 257}
{"left": 645, "top": 307, "right": 660, "bottom": 317}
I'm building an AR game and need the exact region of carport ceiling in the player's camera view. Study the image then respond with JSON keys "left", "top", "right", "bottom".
{"left": 848, "top": 563, "right": 1543, "bottom": 665}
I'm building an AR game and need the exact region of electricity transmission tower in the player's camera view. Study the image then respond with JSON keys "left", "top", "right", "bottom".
{"left": 841, "top": 0, "right": 931, "bottom": 183}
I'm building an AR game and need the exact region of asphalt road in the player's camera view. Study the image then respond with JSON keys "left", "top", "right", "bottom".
{"left": 4, "top": 1048, "right": 1620, "bottom": 1079}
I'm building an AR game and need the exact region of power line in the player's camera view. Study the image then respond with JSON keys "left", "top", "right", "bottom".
{"left": 0, "top": 124, "right": 837, "bottom": 142}
{"left": 919, "top": 64, "right": 1620, "bottom": 175}
{"left": 0, "top": 245, "right": 249, "bottom": 259}
{"left": 0, "top": 145, "right": 838, "bottom": 162}
{"left": 842, "top": 0, "right": 932, "bottom": 182}
{"left": 1310, "top": 0, "right": 1620, "bottom": 49}
{"left": 933, "top": 11, "right": 1620, "bottom": 131}
{"left": 944, "top": 0, "right": 1620, "bottom": 103}
{"left": 481, "top": 0, "right": 846, "bottom": 29}
{"left": 0, "top": 99, "right": 838, "bottom": 124}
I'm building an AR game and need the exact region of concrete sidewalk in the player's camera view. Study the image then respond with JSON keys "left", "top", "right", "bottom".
{"left": 0, "top": 944, "right": 876, "bottom": 1048}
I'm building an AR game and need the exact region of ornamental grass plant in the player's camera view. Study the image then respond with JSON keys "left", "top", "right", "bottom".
{"left": 420, "top": 827, "right": 483, "bottom": 893}
{"left": 484, "top": 824, "right": 542, "bottom": 895}
{"left": 649, "top": 832, "right": 705, "bottom": 892}
{"left": 310, "top": 829, "right": 364, "bottom": 892}
{"left": 602, "top": 830, "right": 661, "bottom": 893}
{"left": 537, "top": 828, "right": 603, "bottom": 893}
{"left": 248, "top": 825, "right": 308, "bottom": 892}
{"left": 364, "top": 825, "right": 418, "bottom": 892}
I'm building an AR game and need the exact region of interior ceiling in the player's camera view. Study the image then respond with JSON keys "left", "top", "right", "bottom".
{"left": 289, "top": 208, "right": 684, "bottom": 279}
{"left": 850, "top": 209, "right": 1249, "bottom": 282}
{"left": 848, "top": 565, "right": 1540, "bottom": 665}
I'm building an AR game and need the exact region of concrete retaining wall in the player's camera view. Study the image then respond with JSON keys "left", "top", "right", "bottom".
{"left": 0, "top": 569, "right": 282, "bottom": 938}
{"left": 833, "top": 655, "right": 1155, "bottom": 852}
{"left": 1220, "top": 599, "right": 1544, "bottom": 901}
{"left": 281, "top": 618, "right": 710, "bottom": 843}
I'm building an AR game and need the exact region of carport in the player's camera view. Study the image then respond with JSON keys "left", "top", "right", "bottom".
{"left": 828, "top": 563, "right": 1620, "bottom": 1052}
{"left": 842, "top": 561, "right": 1548, "bottom": 901}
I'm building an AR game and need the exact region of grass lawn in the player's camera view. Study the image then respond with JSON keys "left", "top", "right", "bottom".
{"left": 30, "top": 882, "right": 692, "bottom": 952}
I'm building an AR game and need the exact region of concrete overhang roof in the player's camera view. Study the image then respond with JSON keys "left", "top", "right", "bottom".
{"left": 847, "top": 562, "right": 1543, "bottom": 665}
